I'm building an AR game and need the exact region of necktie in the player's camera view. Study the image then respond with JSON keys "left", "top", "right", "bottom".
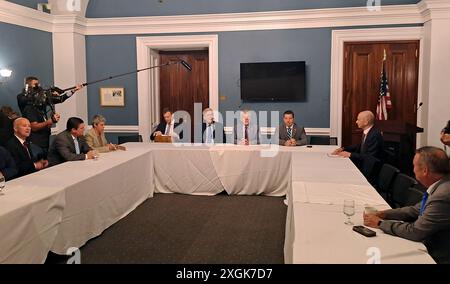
{"left": 360, "top": 133, "right": 367, "bottom": 153}
{"left": 207, "top": 124, "right": 214, "bottom": 144}
{"left": 22, "top": 141, "right": 31, "bottom": 159}
{"left": 74, "top": 137, "right": 81, "bottom": 155}
{"left": 165, "top": 123, "right": 171, "bottom": 135}
{"left": 419, "top": 191, "right": 429, "bottom": 216}
{"left": 245, "top": 126, "right": 249, "bottom": 142}
{"left": 287, "top": 127, "right": 293, "bottom": 139}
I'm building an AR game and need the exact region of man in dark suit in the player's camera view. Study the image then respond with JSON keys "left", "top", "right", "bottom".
{"left": 48, "top": 117, "right": 95, "bottom": 166}
{"left": 234, "top": 110, "right": 260, "bottom": 145}
{"left": 201, "top": 108, "right": 226, "bottom": 144}
{"left": 150, "top": 108, "right": 183, "bottom": 142}
{"left": 0, "top": 146, "right": 17, "bottom": 181}
{"left": 332, "top": 110, "right": 384, "bottom": 168}
{"left": 364, "top": 147, "right": 450, "bottom": 264}
{"left": 278, "top": 110, "right": 308, "bottom": 146}
{"left": 6, "top": 118, "right": 49, "bottom": 178}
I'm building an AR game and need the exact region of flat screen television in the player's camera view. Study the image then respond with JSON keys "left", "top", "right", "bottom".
{"left": 240, "top": 61, "right": 306, "bottom": 102}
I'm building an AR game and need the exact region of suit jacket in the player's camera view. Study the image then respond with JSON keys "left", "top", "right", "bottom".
{"left": 48, "top": 131, "right": 92, "bottom": 166}
{"left": 344, "top": 126, "right": 384, "bottom": 165}
{"left": 201, "top": 122, "right": 226, "bottom": 144}
{"left": 85, "top": 128, "right": 110, "bottom": 153}
{"left": 278, "top": 123, "right": 308, "bottom": 146}
{"left": 380, "top": 175, "right": 450, "bottom": 264}
{"left": 5, "top": 136, "right": 37, "bottom": 178}
{"left": 0, "top": 146, "right": 17, "bottom": 181}
{"left": 150, "top": 121, "right": 183, "bottom": 141}
{"left": 234, "top": 123, "right": 260, "bottom": 145}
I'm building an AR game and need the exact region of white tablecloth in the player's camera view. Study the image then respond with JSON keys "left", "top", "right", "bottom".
{"left": 0, "top": 144, "right": 436, "bottom": 264}
{"left": 285, "top": 148, "right": 435, "bottom": 264}
{"left": 0, "top": 145, "right": 154, "bottom": 262}
{"left": 50, "top": 146, "right": 155, "bottom": 254}
{"left": 291, "top": 151, "right": 368, "bottom": 185}
{"left": 209, "top": 145, "right": 291, "bottom": 196}
{"left": 149, "top": 144, "right": 225, "bottom": 195}
{"left": 0, "top": 181, "right": 64, "bottom": 264}
{"left": 286, "top": 203, "right": 435, "bottom": 264}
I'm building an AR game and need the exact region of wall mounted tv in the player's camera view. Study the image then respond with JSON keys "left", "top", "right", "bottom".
{"left": 240, "top": 61, "right": 306, "bottom": 102}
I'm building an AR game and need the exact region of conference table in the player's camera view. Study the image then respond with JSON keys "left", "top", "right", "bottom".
{"left": 0, "top": 143, "right": 435, "bottom": 264}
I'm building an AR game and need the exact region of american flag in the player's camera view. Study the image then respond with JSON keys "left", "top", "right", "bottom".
{"left": 376, "top": 55, "right": 392, "bottom": 120}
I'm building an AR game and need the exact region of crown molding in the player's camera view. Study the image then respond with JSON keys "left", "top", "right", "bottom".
{"left": 2, "top": 1, "right": 443, "bottom": 35}
{"left": 0, "top": 0, "right": 53, "bottom": 32}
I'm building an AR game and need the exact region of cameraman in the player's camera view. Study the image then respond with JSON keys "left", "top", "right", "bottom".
{"left": 19, "top": 76, "right": 84, "bottom": 157}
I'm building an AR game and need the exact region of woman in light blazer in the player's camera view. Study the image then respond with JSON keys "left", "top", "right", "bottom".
{"left": 85, "top": 115, "right": 117, "bottom": 153}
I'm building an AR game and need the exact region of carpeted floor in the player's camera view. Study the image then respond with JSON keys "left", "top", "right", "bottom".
{"left": 46, "top": 193, "right": 287, "bottom": 264}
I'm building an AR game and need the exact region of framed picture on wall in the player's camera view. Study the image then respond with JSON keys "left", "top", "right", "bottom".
{"left": 100, "top": 87, "right": 125, "bottom": 107}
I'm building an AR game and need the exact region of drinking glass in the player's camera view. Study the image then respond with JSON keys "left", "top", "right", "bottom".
{"left": 343, "top": 199, "right": 355, "bottom": 225}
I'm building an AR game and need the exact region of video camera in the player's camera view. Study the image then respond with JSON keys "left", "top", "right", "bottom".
{"left": 23, "top": 84, "right": 65, "bottom": 110}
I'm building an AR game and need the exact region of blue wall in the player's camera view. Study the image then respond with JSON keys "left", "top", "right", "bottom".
{"left": 0, "top": 22, "right": 54, "bottom": 114}
{"left": 86, "top": 24, "right": 420, "bottom": 128}
{"left": 86, "top": 29, "right": 331, "bottom": 128}
{"left": 86, "top": 0, "right": 420, "bottom": 18}
{"left": 7, "top": 0, "right": 46, "bottom": 9}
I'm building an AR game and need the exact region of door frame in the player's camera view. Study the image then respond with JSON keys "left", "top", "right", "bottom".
{"left": 136, "top": 35, "right": 219, "bottom": 142}
{"left": 330, "top": 27, "right": 424, "bottom": 147}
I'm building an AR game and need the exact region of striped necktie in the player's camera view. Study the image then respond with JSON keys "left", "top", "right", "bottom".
{"left": 287, "top": 127, "right": 293, "bottom": 139}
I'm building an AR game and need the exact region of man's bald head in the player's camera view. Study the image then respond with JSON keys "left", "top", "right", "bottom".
{"left": 356, "top": 111, "right": 375, "bottom": 130}
{"left": 13, "top": 117, "right": 31, "bottom": 139}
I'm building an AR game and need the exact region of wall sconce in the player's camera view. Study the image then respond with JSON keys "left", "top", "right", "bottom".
{"left": 0, "top": 69, "right": 12, "bottom": 78}
{"left": 0, "top": 68, "right": 12, "bottom": 85}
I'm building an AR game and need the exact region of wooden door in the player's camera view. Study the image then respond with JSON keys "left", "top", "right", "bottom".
{"left": 342, "top": 41, "right": 420, "bottom": 146}
{"left": 159, "top": 50, "right": 209, "bottom": 139}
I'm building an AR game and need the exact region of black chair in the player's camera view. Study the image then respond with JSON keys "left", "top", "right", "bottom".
{"left": 377, "top": 164, "right": 400, "bottom": 200}
{"left": 362, "top": 157, "right": 382, "bottom": 187}
{"left": 403, "top": 186, "right": 425, "bottom": 207}
{"left": 390, "top": 173, "right": 418, "bottom": 208}
{"left": 309, "top": 136, "right": 336, "bottom": 145}
{"left": 118, "top": 135, "right": 143, "bottom": 144}
{"left": 329, "top": 137, "right": 338, "bottom": 146}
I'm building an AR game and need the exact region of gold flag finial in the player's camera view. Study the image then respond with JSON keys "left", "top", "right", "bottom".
{"left": 383, "top": 49, "right": 387, "bottom": 60}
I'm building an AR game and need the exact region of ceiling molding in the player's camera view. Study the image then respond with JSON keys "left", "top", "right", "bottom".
{"left": 1, "top": 1, "right": 450, "bottom": 35}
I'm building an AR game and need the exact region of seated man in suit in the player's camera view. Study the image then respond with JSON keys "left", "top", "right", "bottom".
{"left": 86, "top": 115, "right": 118, "bottom": 153}
{"left": 0, "top": 146, "right": 17, "bottom": 181}
{"left": 201, "top": 108, "right": 225, "bottom": 144}
{"left": 234, "top": 110, "right": 260, "bottom": 145}
{"left": 6, "top": 118, "right": 49, "bottom": 178}
{"left": 364, "top": 147, "right": 450, "bottom": 264}
{"left": 278, "top": 110, "right": 308, "bottom": 146}
{"left": 332, "top": 110, "right": 384, "bottom": 168}
{"left": 48, "top": 117, "right": 95, "bottom": 166}
{"left": 151, "top": 108, "right": 183, "bottom": 142}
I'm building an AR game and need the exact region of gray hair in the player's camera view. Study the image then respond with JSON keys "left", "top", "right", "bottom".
{"left": 91, "top": 114, "right": 106, "bottom": 127}
{"left": 416, "top": 146, "right": 450, "bottom": 175}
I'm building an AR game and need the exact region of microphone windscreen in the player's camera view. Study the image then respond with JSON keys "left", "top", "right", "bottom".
{"left": 181, "top": 60, "right": 192, "bottom": 71}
